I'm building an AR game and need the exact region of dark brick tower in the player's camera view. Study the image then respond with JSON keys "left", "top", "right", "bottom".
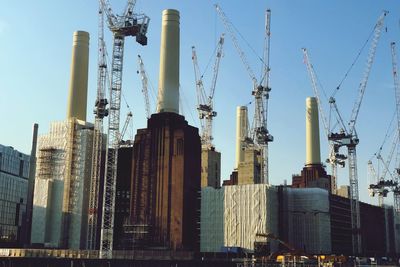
{"left": 130, "top": 112, "right": 201, "bottom": 251}
{"left": 128, "top": 9, "right": 201, "bottom": 251}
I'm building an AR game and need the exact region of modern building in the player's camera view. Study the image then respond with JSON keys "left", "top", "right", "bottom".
{"left": 0, "top": 145, "right": 30, "bottom": 247}
{"left": 31, "top": 31, "right": 93, "bottom": 249}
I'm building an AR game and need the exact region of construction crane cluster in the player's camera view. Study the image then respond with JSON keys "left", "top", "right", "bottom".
{"left": 302, "top": 11, "right": 388, "bottom": 255}
{"left": 368, "top": 41, "right": 400, "bottom": 212}
{"left": 87, "top": 0, "right": 149, "bottom": 259}
{"left": 83, "top": 0, "right": 393, "bottom": 259}
{"left": 191, "top": 34, "right": 225, "bottom": 149}
{"left": 215, "top": 5, "right": 273, "bottom": 184}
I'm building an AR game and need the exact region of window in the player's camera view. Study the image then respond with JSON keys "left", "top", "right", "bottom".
{"left": 19, "top": 159, "right": 24, "bottom": 177}
{"left": 176, "top": 138, "right": 184, "bottom": 155}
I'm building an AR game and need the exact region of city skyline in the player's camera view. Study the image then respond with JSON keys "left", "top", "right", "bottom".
{"left": 1, "top": 0, "right": 400, "bottom": 205}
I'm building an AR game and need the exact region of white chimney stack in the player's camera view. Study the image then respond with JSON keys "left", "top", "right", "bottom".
{"left": 305, "top": 97, "right": 321, "bottom": 165}
{"left": 66, "top": 31, "right": 89, "bottom": 121}
{"left": 235, "top": 106, "right": 248, "bottom": 169}
{"left": 156, "top": 9, "right": 180, "bottom": 113}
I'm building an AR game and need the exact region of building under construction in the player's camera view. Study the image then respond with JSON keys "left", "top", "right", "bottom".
{"left": 201, "top": 96, "right": 400, "bottom": 258}
{"left": 31, "top": 31, "right": 94, "bottom": 249}
{"left": 7, "top": 1, "right": 399, "bottom": 263}
{"left": 202, "top": 176, "right": 400, "bottom": 257}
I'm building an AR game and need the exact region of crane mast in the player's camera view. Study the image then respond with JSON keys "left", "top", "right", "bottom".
{"left": 328, "top": 10, "right": 387, "bottom": 255}
{"left": 191, "top": 34, "right": 224, "bottom": 148}
{"left": 99, "top": 0, "right": 149, "bottom": 258}
{"left": 256, "top": 9, "right": 273, "bottom": 184}
{"left": 391, "top": 42, "right": 400, "bottom": 212}
{"left": 137, "top": 55, "right": 151, "bottom": 119}
{"left": 215, "top": 5, "right": 273, "bottom": 183}
{"left": 87, "top": 1, "right": 108, "bottom": 250}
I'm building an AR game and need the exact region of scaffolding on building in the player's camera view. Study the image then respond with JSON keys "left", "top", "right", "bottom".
{"left": 32, "top": 120, "right": 93, "bottom": 249}
{"left": 36, "top": 148, "right": 57, "bottom": 179}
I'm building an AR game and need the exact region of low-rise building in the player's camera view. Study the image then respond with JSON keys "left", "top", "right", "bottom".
{"left": 0, "top": 145, "right": 30, "bottom": 247}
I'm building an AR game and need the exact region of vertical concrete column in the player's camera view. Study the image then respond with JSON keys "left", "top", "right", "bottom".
{"left": 157, "top": 9, "right": 180, "bottom": 113}
{"left": 235, "top": 106, "right": 248, "bottom": 169}
{"left": 306, "top": 97, "right": 321, "bottom": 165}
{"left": 67, "top": 31, "right": 89, "bottom": 121}
{"left": 25, "top": 123, "right": 38, "bottom": 244}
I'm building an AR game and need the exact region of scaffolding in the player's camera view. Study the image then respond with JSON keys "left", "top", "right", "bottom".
{"left": 36, "top": 148, "right": 58, "bottom": 179}
{"left": 31, "top": 120, "right": 93, "bottom": 249}
{"left": 200, "top": 185, "right": 278, "bottom": 253}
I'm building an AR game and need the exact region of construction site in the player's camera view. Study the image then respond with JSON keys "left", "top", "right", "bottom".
{"left": 1, "top": 1, "right": 400, "bottom": 266}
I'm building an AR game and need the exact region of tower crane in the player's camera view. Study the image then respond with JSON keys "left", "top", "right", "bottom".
{"left": 390, "top": 41, "right": 400, "bottom": 212}
{"left": 137, "top": 55, "right": 151, "bottom": 119}
{"left": 191, "top": 34, "right": 224, "bottom": 149}
{"left": 302, "top": 48, "right": 346, "bottom": 194}
{"left": 120, "top": 111, "right": 133, "bottom": 142}
{"left": 368, "top": 116, "right": 399, "bottom": 207}
{"left": 97, "top": 0, "right": 149, "bottom": 258}
{"left": 327, "top": 10, "right": 388, "bottom": 255}
{"left": 87, "top": 1, "right": 108, "bottom": 250}
{"left": 368, "top": 159, "right": 388, "bottom": 207}
{"left": 215, "top": 5, "right": 273, "bottom": 184}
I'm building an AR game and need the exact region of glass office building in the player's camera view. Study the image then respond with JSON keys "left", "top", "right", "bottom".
{"left": 0, "top": 144, "right": 29, "bottom": 247}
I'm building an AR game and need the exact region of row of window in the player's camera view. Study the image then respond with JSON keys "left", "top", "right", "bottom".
{"left": 0, "top": 200, "right": 25, "bottom": 227}
{"left": 0, "top": 145, "right": 30, "bottom": 178}
{"left": 0, "top": 173, "right": 27, "bottom": 203}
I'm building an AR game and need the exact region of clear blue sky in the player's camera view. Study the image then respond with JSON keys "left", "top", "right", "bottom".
{"left": 1, "top": 1, "right": 400, "bottom": 205}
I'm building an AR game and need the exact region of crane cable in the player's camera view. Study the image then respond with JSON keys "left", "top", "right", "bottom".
{"left": 200, "top": 41, "right": 219, "bottom": 81}
{"left": 331, "top": 22, "right": 377, "bottom": 98}
{"left": 218, "top": 7, "right": 266, "bottom": 81}
{"left": 369, "top": 110, "right": 397, "bottom": 161}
